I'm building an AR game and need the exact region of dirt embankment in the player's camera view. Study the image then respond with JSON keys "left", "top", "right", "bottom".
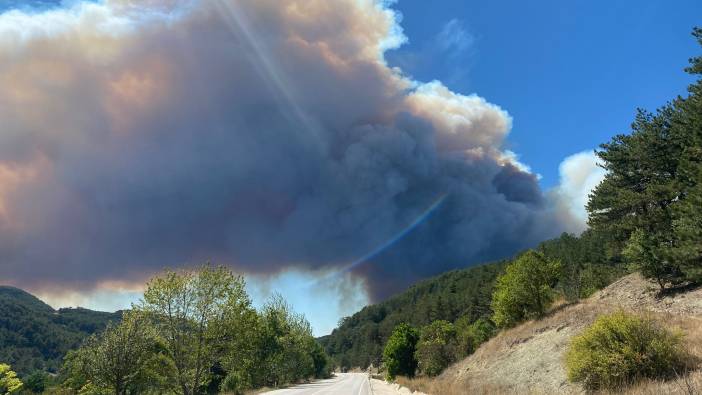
{"left": 409, "top": 273, "right": 702, "bottom": 395}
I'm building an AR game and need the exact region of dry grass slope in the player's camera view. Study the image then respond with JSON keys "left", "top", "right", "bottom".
{"left": 399, "top": 273, "right": 702, "bottom": 394}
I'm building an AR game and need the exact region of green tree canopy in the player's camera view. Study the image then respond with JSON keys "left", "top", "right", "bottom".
{"left": 58, "top": 265, "right": 329, "bottom": 395}
{"left": 454, "top": 317, "right": 495, "bottom": 358}
{"left": 669, "top": 27, "right": 702, "bottom": 282}
{"left": 61, "top": 311, "right": 169, "bottom": 395}
{"left": 0, "top": 364, "right": 22, "bottom": 395}
{"left": 415, "top": 320, "right": 457, "bottom": 377}
{"left": 254, "top": 294, "right": 317, "bottom": 388}
{"left": 138, "top": 264, "right": 254, "bottom": 395}
{"left": 491, "top": 251, "right": 561, "bottom": 328}
{"left": 382, "top": 323, "right": 419, "bottom": 380}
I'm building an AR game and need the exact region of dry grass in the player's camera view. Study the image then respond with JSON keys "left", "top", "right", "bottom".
{"left": 396, "top": 375, "right": 557, "bottom": 395}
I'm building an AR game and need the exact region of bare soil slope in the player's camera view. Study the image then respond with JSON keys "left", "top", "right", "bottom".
{"left": 421, "top": 273, "right": 702, "bottom": 394}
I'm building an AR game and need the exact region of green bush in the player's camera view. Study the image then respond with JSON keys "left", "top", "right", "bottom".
{"left": 455, "top": 317, "right": 495, "bottom": 357}
{"left": 382, "top": 323, "right": 419, "bottom": 380}
{"left": 22, "top": 371, "right": 48, "bottom": 393}
{"left": 415, "top": 320, "right": 457, "bottom": 377}
{"left": 566, "top": 311, "right": 693, "bottom": 390}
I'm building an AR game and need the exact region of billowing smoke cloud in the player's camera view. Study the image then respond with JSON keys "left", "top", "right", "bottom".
{"left": 550, "top": 151, "right": 606, "bottom": 234}
{"left": 0, "top": 0, "right": 574, "bottom": 301}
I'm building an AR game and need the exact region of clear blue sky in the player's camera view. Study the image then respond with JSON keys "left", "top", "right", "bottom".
{"left": 387, "top": 0, "right": 701, "bottom": 188}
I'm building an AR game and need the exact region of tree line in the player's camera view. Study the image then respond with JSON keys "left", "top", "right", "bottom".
{"left": 3, "top": 265, "right": 331, "bottom": 395}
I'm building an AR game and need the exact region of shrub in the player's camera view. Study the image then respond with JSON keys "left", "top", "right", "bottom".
{"left": 415, "top": 320, "right": 457, "bottom": 377}
{"left": 566, "top": 311, "right": 693, "bottom": 390}
{"left": 455, "top": 317, "right": 495, "bottom": 357}
{"left": 491, "top": 250, "right": 561, "bottom": 328}
{"left": 23, "top": 371, "right": 48, "bottom": 393}
{"left": 383, "top": 323, "right": 419, "bottom": 380}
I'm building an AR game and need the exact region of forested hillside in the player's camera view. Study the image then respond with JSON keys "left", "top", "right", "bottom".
{"left": 321, "top": 228, "right": 623, "bottom": 370}
{"left": 319, "top": 262, "right": 505, "bottom": 368}
{"left": 319, "top": 261, "right": 508, "bottom": 369}
{"left": 0, "top": 286, "right": 121, "bottom": 375}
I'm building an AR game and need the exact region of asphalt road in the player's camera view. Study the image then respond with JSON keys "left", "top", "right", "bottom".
{"left": 262, "top": 373, "right": 372, "bottom": 395}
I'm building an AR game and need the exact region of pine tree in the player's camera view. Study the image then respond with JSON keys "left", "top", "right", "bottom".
{"left": 588, "top": 27, "right": 702, "bottom": 289}
{"left": 670, "top": 28, "right": 702, "bottom": 282}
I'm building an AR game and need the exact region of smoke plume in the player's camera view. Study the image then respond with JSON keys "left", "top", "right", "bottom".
{"left": 0, "top": 0, "right": 583, "bottom": 300}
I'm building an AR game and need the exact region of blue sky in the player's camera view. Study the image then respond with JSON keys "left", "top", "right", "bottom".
{"left": 387, "top": 0, "right": 702, "bottom": 188}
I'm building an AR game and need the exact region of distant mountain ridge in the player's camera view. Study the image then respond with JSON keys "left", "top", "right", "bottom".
{"left": 0, "top": 285, "right": 121, "bottom": 375}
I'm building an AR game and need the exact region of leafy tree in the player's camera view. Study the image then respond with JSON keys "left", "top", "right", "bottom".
{"left": 310, "top": 341, "right": 332, "bottom": 379}
{"left": 61, "top": 311, "right": 169, "bottom": 395}
{"left": 138, "top": 264, "right": 253, "bottom": 395}
{"left": 22, "top": 371, "right": 48, "bottom": 393}
{"left": 415, "top": 321, "right": 457, "bottom": 377}
{"left": 454, "top": 317, "right": 495, "bottom": 358}
{"left": 382, "top": 323, "right": 419, "bottom": 380}
{"left": 0, "top": 364, "right": 22, "bottom": 394}
{"left": 491, "top": 251, "right": 561, "bottom": 328}
{"left": 538, "top": 231, "right": 619, "bottom": 301}
{"left": 256, "top": 294, "right": 316, "bottom": 387}
{"left": 216, "top": 301, "right": 260, "bottom": 393}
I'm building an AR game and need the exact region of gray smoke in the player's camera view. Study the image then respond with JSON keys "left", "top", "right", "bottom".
{"left": 0, "top": 0, "right": 574, "bottom": 300}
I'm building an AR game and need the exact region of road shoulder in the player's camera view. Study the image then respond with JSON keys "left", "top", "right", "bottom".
{"left": 370, "top": 378, "right": 428, "bottom": 395}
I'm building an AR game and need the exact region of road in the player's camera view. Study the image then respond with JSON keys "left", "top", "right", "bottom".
{"left": 261, "top": 373, "right": 372, "bottom": 395}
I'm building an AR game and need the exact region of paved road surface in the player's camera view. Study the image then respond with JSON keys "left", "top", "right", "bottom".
{"left": 262, "top": 373, "right": 372, "bottom": 395}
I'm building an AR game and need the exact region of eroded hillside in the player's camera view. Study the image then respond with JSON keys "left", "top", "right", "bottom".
{"left": 410, "top": 273, "right": 702, "bottom": 394}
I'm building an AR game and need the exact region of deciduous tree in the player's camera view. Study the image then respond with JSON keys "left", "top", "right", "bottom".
{"left": 415, "top": 320, "right": 457, "bottom": 376}
{"left": 138, "top": 265, "right": 253, "bottom": 395}
{"left": 0, "top": 364, "right": 22, "bottom": 395}
{"left": 61, "top": 311, "right": 170, "bottom": 394}
{"left": 491, "top": 251, "right": 561, "bottom": 328}
{"left": 382, "top": 323, "right": 419, "bottom": 380}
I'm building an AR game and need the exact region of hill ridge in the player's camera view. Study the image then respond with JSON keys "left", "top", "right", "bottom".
{"left": 0, "top": 285, "right": 121, "bottom": 375}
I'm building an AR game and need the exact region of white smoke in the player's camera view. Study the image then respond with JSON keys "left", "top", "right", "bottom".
{"left": 551, "top": 150, "right": 606, "bottom": 233}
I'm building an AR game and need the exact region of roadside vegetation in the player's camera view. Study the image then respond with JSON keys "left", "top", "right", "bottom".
{"left": 382, "top": 323, "right": 419, "bottom": 380}
{"left": 8, "top": 265, "right": 331, "bottom": 395}
{"left": 566, "top": 311, "right": 693, "bottom": 390}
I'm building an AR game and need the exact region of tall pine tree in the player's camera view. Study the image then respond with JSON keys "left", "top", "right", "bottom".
{"left": 588, "top": 27, "right": 702, "bottom": 289}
